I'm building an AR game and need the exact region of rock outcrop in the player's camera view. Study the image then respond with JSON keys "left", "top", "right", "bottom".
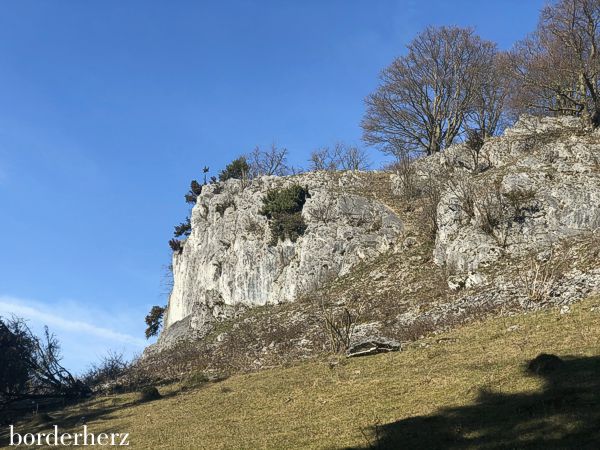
{"left": 160, "top": 171, "right": 404, "bottom": 345}
{"left": 346, "top": 338, "right": 401, "bottom": 357}
{"left": 152, "top": 115, "right": 600, "bottom": 364}
{"left": 433, "top": 115, "right": 600, "bottom": 276}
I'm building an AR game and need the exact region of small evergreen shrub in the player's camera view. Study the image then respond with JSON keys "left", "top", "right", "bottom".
{"left": 268, "top": 213, "right": 308, "bottom": 245}
{"left": 260, "top": 184, "right": 308, "bottom": 218}
{"left": 219, "top": 157, "right": 250, "bottom": 181}
{"left": 260, "top": 185, "right": 309, "bottom": 244}
{"left": 174, "top": 217, "right": 191, "bottom": 238}
{"left": 185, "top": 180, "right": 203, "bottom": 204}
{"left": 169, "top": 238, "right": 183, "bottom": 254}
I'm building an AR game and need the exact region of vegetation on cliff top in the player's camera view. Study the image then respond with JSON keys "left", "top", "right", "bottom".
{"left": 260, "top": 184, "right": 310, "bottom": 245}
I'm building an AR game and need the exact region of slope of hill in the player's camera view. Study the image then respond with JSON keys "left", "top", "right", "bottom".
{"left": 5, "top": 296, "right": 600, "bottom": 449}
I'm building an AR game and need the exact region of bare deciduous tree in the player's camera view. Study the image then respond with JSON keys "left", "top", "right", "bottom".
{"left": 309, "top": 147, "right": 337, "bottom": 171}
{"left": 248, "top": 144, "right": 290, "bottom": 177}
{"left": 339, "top": 145, "right": 370, "bottom": 170}
{"left": 362, "top": 26, "right": 504, "bottom": 157}
{"left": 309, "top": 142, "right": 369, "bottom": 171}
{"left": 468, "top": 51, "right": 513, "bottom": 140}
{"left": 510, "top": 0, "right": 600, "bottom": 126}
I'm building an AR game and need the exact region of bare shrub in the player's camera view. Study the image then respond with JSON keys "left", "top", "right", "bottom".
{"left": 161, "top": 264, "right": 174, "bottom": 296}
{"left": 309, "top": 201, "right": 336, "bottom": 223}
{"left": 517, "top": 248, "right": 568, "bottom": 303}
{"left": 420, "top": 181, "right": 441, "bottom": 239}
{"left": 399, "top": 316, "right": 438, "bottom": 341}
{"left": 368, "top": 214, "right": 383, "bottom": 232}
{"left": 447, "top": 177, "right": 477, "bottom": 221}
{"left": 337, "top": 197, "right": 382, "bottom": 231}
{"left": 581, "top": 225, "right": 600, "bottom": 261}
{"left": 474, "top": 182, "right": 537, "bottom": 247}
{"left": 504, "top": 188, "right": 537, "bottom": 222}
{"left": 388, "top": 152, "right": 419, "bottom": 201}
{"left": 81, "top": 351, "right": 131, "bottom": 389}
{"left": 474, "top": 181, "right": 511, "bottom": 246}
{"left": 317, "top": 295, "right": 366, "bottom": 354}
{"left": 418, "top": 168, "right": 449, "bottom": 239}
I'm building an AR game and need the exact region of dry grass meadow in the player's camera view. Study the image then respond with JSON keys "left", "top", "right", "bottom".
{"left": 3, "top": 296, "right": 600, "bottom": 449}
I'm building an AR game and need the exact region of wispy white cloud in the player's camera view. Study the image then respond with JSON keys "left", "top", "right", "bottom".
{"left": 0, "top": 296, "right": 145, "bottom": 346}
{"left": 0, "top": 295, "right": 146, "bottom": 373}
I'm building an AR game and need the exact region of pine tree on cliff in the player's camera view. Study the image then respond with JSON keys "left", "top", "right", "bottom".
{"left": 145, "top": 306, "right": 166, "bottom": 338}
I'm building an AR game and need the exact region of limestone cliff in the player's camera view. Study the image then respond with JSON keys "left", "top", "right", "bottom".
{"left": 160, "top": 171, "right": 403, "bottom": 345}
{"left": 153, "top": 116, "right": 600, "bottom": 360}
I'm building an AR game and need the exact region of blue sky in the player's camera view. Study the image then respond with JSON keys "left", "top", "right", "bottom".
{"left": 0, "top": 0, "right": 546, "bottom": 372}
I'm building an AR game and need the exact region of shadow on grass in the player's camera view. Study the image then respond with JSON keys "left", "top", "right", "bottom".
{"left": 348, "top": 355, "right": 600, "bottom": 449}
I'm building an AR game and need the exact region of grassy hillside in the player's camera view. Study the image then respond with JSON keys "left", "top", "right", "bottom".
{"left": 4, "top": 297, "right": 600, "bottom": 449}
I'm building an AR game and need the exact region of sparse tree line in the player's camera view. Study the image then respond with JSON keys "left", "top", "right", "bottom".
{"left": 168, "top": 0, "right": 600, "bottom": 252}
{"left": 167, "top": 142, "right": 369, "bottom": 254}
{"left": 364, "top": 0, "right": 600, "bottom": 157}
{"left": 366, "top": 0, "right": 600, "bottom": 242}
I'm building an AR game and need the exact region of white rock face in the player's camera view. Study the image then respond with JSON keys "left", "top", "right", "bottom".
{"left": 433, "top": 115, "right": 600, "bottom": 275}
{"left": 158, "top": 115, "right": 600, "bottom": 349}
{"left": 161, "top": 171, "right": 403, "bottom": 341}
